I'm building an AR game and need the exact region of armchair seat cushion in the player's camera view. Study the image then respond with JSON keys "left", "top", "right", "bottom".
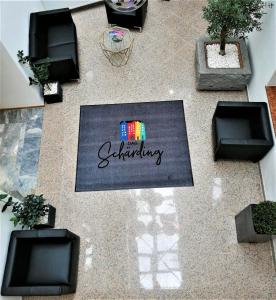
{"left": 113, "top": 10, "right": 136, "bottom": 17}
{"left": 48, "top": 23, "right": 76, "bottom": 47}
{"left": 26, "top": 240, "right": 71, "bottom": 285}
{"left": 48, "top": 42, "right": 77, "bottom": 63}
{"left": 215, "top": 117, "right": 253, "bottom": 140}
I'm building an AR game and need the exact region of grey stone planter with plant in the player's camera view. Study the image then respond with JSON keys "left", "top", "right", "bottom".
{"left": 34, "top": 204, "right": 56, "bottom": 229}
{"left": 196, "top": 0, "right": 265, "bottom": 91}
{"left": 235, "top": 201, "right": 276, "bottom": 243}
{"left": 43, "top": 82, "right": 63, "bottom": 104}
{"left": 195, "top": 37, "right": 252, "bottom": 91}
{"left": 0, "top": 193, "right": 56, "bottom": 229}
{"left": 17, "top": 50, "right": 62, "bottom": 104}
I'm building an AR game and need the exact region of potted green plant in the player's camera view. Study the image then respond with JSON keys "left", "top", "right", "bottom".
{"left": 235, "top": 201, "right": 276, "bottom": 243}
{"left": 195, "top": 0, "right": 264, "bottom": 91}
{"left": 0, "top": 193, "right": 56, "bottom": 229}
{"left": 17, "top": 50, "right": 63, "bottom": 103}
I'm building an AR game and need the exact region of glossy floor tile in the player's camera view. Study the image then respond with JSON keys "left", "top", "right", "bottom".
{"left": 29, "top": 0, "right": 275, "bottom": 299}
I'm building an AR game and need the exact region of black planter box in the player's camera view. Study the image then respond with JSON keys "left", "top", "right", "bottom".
{"left": 43, "top": 82, "right": 63, "bottom": 104}
{"left": 235, "top": 204, "right": 271, "bottom": 243}
{"left": 34, "top": 205, "right": 56, "bottom": 229}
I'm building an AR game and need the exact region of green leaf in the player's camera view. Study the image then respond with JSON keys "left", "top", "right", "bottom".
{"left": 0, "top": 194, "right": 8, "bottom": 200}
{"left": 252, "top": 201, "right": 276, "bottom": 234}
{"left": 202, "top": 0, "right": 265, "bottom": 49}
{"left": 2, "top": 202, "right": 9, "bottom": 212}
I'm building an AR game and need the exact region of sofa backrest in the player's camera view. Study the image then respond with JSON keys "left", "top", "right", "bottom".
{"left": 29, "top": 13, "right": 48, "bottom": 60}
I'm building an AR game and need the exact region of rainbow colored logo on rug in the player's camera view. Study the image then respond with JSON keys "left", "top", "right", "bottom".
{"left": 120, "top": 121, "right": 146, "bottom": 141}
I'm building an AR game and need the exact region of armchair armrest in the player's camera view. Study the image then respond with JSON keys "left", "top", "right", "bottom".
{"left": 34, "top": 57, "right": 79, "bottom": 81}
{"left": 29, "top": 13, "right": 47, "bottom": 59}
{"left": 37, "top": 8, "right": 73, "bottom": 23}
{"left": 219, "top": 138, "right": 273, "bottom": 146}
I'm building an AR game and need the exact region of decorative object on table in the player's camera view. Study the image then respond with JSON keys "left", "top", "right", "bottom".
{"left": 1, "top": 229, "right": 80, "bottom": 296}
{"left": 212, "top": 101, "right": 274, "bottom": 162}
{"left": 99, "top": 26, "right": 134, "bottom": 67}
{"left": 0, "top": 193, "right": 56, "bottom": 229}
{"left": 104, "top": 0, "right": 148, "bottom": 32}
{"left": 17, "top": 50, "right": 63, "bottom": 103}
{"left": 109, "top": 28, "right": 125, "bottom": 42}
{"left": 75, "top": 100, "right": 193, "bottom": 192}
{"left": 235, "top": 201, "right": 276, "bottom": 243}
{"left": 195, "top": 0, "right": 265, "bottom": 90}
{"left": 29, "top": 8, "right": 79, "bottom": 82}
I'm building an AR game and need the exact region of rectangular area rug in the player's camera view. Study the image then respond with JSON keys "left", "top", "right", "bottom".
{"left": 75, "top": 100, "right": 193, "bottom": 191}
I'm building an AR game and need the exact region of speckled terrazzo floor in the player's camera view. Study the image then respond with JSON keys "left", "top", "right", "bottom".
{"left": 29, "top": 0, "right": 276, "bottom": 299}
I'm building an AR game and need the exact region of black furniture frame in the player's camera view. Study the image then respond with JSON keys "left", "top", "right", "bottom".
{"left": 104, "top": 0, "right": 148, "bottom": 31}
{"left": 1, "top": 229, "right": 80, "bottom": 296}
{"left": 212, "top": 101, "right": 274, "bottom": 162}
{"left": 29, "top": 8, "right": 79, "bottom": 82}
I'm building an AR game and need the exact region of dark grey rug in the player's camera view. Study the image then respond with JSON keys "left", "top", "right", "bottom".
{"left": 75, "top": 100, "right": 193, "bottom": 191}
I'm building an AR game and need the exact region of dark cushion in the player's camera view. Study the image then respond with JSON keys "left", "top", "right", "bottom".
{"left": 215, "top": 117, "right": 253, "bottom": 140}
{"left": 48, "top": 42, "right": 77, "bottom": 63}
{"left": 48, "top": 23, "right": 76, "bottom": 47}
{"left": 26, "top": 240, "right": 72, "bottom": 285}
{"left": 113, "top": 10, "right": 136, "bottom": 17}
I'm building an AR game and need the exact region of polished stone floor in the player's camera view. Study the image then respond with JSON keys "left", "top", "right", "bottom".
{"left": 0, "top": 108, "right": 43, "bottom": 196}
{"left": 29, "top": 0, "right": 276, "bottom": 299}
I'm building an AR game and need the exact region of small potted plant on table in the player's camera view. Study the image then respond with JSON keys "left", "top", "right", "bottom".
{"left": 195, "top": 0, "right": 264, "bottom": 91}
{"left": 235, "top": 201, "right": 276, "bottom": 243}
{"left": 0, "top": 193, "right": 56, "bottom": 229}
{"left": 17, "top": 50, "right": 63, "bottom": 104}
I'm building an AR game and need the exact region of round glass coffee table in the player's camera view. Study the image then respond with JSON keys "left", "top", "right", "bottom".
{"left": 99, "top": 27, "right": 134, "bottom": 67}
{"left": 105, "top": 0, "right": 147, "bottom": 12}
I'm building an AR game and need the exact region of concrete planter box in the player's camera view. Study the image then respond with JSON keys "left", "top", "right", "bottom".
{"left": 235, "top": 204, "right": 271, "bottom": 243}
{"left": 195, "top": 37, "right": 252, "bottom": 91}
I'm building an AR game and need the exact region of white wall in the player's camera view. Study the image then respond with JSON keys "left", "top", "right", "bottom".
{"left": 0, "top": 192, "right": 21, "bottom": 300}
{"left": 247, "top": 2, "right": 276, "bottom": 201}
{"left": 0, "top": 1, "right": 44, "bottom": 109}
{"left": 247, "top": 1, "right": 276, "bottom": 258}
{"left": 0, "top": 41, "right": 44, "bottom": 109}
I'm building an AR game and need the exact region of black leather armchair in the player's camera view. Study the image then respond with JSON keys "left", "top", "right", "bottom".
{"left": 104, "top": 0, "right": 148, "bottom": 31}
{"left": 212, "top": 101, "right": 274, "bottom": 162}
{"left": 29, "top": 8, "right": 79, "bottom": 82}
{"left": 1, "top": 229, "right": 80, "bottom": 296}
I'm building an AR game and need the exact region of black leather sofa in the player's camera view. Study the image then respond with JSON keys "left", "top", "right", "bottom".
{"left": 1, "top": 229, "right": 80, "bottom": 296}
{"left": 104, "top": 0, "right": 148, "bottom": 31}
{"left": 29, "top": 8, "right": 79, "bottom": 82}
{"left": 212, "top": 101, "right": 274, "bottom": 162}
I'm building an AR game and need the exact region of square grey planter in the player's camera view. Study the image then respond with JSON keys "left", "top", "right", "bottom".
{"left": 235, "top": 204, "right": 271, "bottom": 243}
{"left": 195, "top": 37, "right": 252, "bottom": 91}
{"left": 33, "top": 204, "right": 56, "bottom": 229}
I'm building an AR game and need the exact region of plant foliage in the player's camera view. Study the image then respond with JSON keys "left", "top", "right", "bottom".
{"left": 252, "top": 201, "right": 276, "bottom": 234}
{"left": 0, "top": 194, "right": 49, "bottom": 229}
{"left": 202, "top": 0, "right": 265, "bottom": 55}
{"left": 17, "top": 50, "right": 50, "bottom": 87}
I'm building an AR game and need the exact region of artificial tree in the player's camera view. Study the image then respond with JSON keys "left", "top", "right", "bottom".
{"left": 17, "top": 50, "right": 50, "bottom": 89}
{"left": 0, "top": 193, "right": 49, "bottom": 229}
{"left": 235, "top": 201, "right": 276, "bottom": 243}
{"left": 202, "top": 0, "right": 264, "bottom": 56}
{"left": 252, "top": 201, "right": 276, "bottom": 234}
